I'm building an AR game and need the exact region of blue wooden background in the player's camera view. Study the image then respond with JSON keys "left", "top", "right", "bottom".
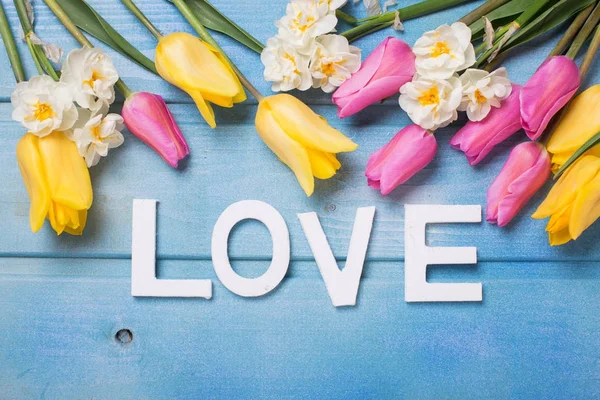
{"left": 1, "top": 0, "right": 600, "bottom": 398}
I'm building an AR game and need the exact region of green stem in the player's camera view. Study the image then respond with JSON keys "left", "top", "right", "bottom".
{"left": 542, "top": 24, "right": 600, "bottom": 147}
{"left": 342, "top": 0, "right": 474, "bottom": 42}
{"left": 579, "top": 23, "right": 600, "bottom": 80}
{"left": 121, "top": 0, "right": 163, "bottom": 40}
{"left": 458, "top": 0, "right": 511, "bottom": 26}
{"left": 336, "top": 9, "right": 357, "bottom": 25}
{"left": 13, "top": 0, "right": 32, "bottom": 33}
{"left": 549, "top": 2, "right": 595, "bottom": 58}
{"left": 14, "top": 0, "right": 60, "bottom": 80}
{"left": 476, "top": 0, "right": 550, "bottom": 67}
{"left": 566, "top": 2, "right": 600, "bottom": 59}
{"left": 26, "top": 36, "right": 44, "bottom": 75}
{"left": 115, "top": 79, "right": 133, "bottom": 97}
{"left": 33, "top": 43, "right": 60, "bottom": 80}
{"left": 0, "top": 1, "right": 25, "bottom": 82}
{"left": 43, "top": 0, "right": 134, "bottom": 97}
{"left": 172, "top": 0, "right": 263, "bottom": 101}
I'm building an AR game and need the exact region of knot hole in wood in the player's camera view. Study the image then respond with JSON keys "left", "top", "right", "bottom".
{"left": 115, "top": 329, "right": 133, "bottom": 344}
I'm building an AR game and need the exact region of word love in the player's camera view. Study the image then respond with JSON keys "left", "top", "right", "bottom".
{"left": 131, "top": 200, "right": 483, "bottom": 305}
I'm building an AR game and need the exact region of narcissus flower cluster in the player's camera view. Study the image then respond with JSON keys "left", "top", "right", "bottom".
{"left": 261, "top": 0, "right": 361, "bottom": 93}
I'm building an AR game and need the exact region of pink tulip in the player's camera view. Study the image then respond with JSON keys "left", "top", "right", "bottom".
{"left": 122, "top": 92, "right": 190, "bottom": 168}
{"left": 451, "top": 84, "right": 522, "bottom": 165}
{"left": 333, "top": 37, "right": 415, "bottom": 118}
{"left": 487, "top": 141, "right": 550, "bottom": 227}
{"left": 366, "top": 124, "right": 437, "bottom": 195}
{"left": 520, "top": 56, "right": 580, "bottom": 140}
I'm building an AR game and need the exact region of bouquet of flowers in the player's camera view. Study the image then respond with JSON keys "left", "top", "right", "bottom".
{"left": 2, "top": 0, "right": 600, "bottom": 247}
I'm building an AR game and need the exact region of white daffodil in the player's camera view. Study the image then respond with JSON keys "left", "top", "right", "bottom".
{"left": 316, "top": 0, "right": 348, "bottom": 15}
{"left": 413, "top": 22, "right": 476, "bottom": 80}
{"left": 399, "top": 74, "right": 463, "bottom": 131}
{"left": 275, "top": 0, "right": 338, "bottom": 54}
{"left": 310, "top": 34, "right": 361, "bottom": 93}
{"left": 459, "top": 67, "right": 512, "bottom": 122}
{"left": 60, "top": 47, "right": 119, "bottom": 110}
{"left": 67, "top": 110, "right": 124, "bottom": 167}
{"left": 261, "top": 37, "right": 312, "bottom": 92}
{"left": 11, "top": 75, "right": 78, "bottom": 137}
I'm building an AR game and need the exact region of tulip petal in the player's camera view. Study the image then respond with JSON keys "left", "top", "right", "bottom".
{"left": 569, "top": 173, "right": 600, "bottom": 240}
{"left": 546, "top": 203, "right": 572, "bottom": 233}
{"left": 495, "top": 147, "right": 550, "bottom": 227}
{"left": 532, "top": 155, "right": 600, "bottom": 219}
{"left": 155, "top": 33, "right": 240, "bottom": 99}
{"left": 336, "top": 76, "right": 411, "bottom": 118}
{"left": 306, "top": 149, "right": 340, "bottom": 180}
{"left": 487, "top": 142, "right": 549, "bottom": 225}
{"left": 206, "top": 43, "right": 247, "bottom": 104}
{"left": 547, "top": 85, "right": 600, "bottom": 156}
{"left": 548, "top": 228, "right": 572, "bottom": 246}
{"left": 189, "top": 91, "right": 217, "bottom": 129}
{"left": 64, "top": 210, "right": 87, "bottom": 236}
{"left": 450, "top": 85, "right": 522, "bottom": 166}
{"left": 366, "top": 125, "right": 437, "bottom": 195}
{"left": 122, "top": 92, "right": 190, "bottom": 168}
{"left": 520, "top": 56, "right": 580, "bottom": 140}
{"left": 37, "top": 131, "right": 93, "bottom": 211}
{"left": 255, "top": 101, "right": 314, "bottom": 196}
{"left": 16, "top": 133, "right": 51, "bottom": 232}
{"left": 333, "top": 37, "right": 415, "bottom": 118}
{"left": 268, "top": 94, "right": 358, "bottom": 153}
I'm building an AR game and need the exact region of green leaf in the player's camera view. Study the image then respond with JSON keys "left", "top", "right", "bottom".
{"left": 183, "top": 0, "right": 264, "bottom": 54}
{"left": 554, "top": 132, "right": 600, "bottom": 180}
{"left": 470, "top": 0, "right": 537, "bottom": 39}
{"left": 55, "top": 0, "right": 157, "bottom": 74}
{"left": 500, "top": 0, "right": 596, "bottom": 53}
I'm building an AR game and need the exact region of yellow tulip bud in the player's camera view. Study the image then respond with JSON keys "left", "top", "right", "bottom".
{"left": 255, "top": 94, "right": 358, "bottom": 196}
{"left": 155, "top": 32, "right": 246, "bottom": 128}
{"left": 532, "top": 155, "right": 600, "bottom": 246}
{"left": 547, "top": 85, "right": 600, "bottom": 172}
{"left": 16, "top": 132, "right": 93, "bottom": 235}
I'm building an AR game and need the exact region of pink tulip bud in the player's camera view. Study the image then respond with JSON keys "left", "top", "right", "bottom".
{"left": 366, "top": 124, "right": 437, "bottom": 195}
{"left": 333, "top": 37, "right": 415, "bottom": 118}
{"left": 450, "top": 84, "right": 522, "bottom": 165}
{"left": 122, "top": 92, "right": 190, "bottom": 168}
{"left": 520, "top": 56, "right": 580, "bottom": 140}
{"left": 487, "top": 141, "right": 550, "bottom": 227}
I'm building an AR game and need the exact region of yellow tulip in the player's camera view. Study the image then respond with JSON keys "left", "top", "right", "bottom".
{"left": 155, "top": 32, "right": 246, "bottom": 128}
{"left": 16, "top": 131, "right": 93, "bottom": 235}
{"left": 255, "top": 94, "right": 358, "bottom": 196}
{"left": 532, "top": 155, "right": 600, "bottom": 246}
{"left": 547, "top": 85, "right": 600, "bottom": 172}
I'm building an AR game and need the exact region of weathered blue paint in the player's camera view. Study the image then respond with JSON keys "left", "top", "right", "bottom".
{"left": 1, "top": 0, "right": 599, "bottom": 398}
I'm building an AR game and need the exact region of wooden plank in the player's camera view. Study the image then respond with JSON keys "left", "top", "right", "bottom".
{"left": 1, "top": 101, "right": 599, "bottom": 261}
{"left": 0, "top": 258, "right": 599, "bottom": 399}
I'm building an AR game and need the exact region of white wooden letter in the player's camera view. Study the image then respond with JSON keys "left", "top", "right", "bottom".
{"left": 404, "top": 204, "right": 482, "bottom": 302}
{"left": 212, "top": 200, "right": 290, "bottom": 297}
{"left": 298, "top": 207, "right": 375, "bottom": 307}
{"left": 131, "top": 199, "right": 212, "bottom": 298}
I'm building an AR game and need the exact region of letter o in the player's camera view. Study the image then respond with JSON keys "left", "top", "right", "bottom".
{"left": 211, "top": 200, "right": 290, "bottom": 297}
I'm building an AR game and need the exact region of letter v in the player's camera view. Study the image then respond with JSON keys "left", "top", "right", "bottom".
{"left": 298, "top": 207, "right": 375, "bottom": 307}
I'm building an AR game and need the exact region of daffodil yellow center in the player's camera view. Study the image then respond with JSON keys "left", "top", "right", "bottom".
{"left": 431, "top": 41, "right": 451, "bottom": 57}
{"left": 83, "top": 70, "right": 104, "bottom": 87}
{"left": 91, "top": 126, "right": 103, "bottom": 142}
{"left": 283, "top": 53, "right": 300, "bottom": 74}
{"left": 321, "top": 62, "right": 336, "bottom": 76}
{"left": 33, "top": 101, "right": 55, "bottom": 121}
{"left": 418, "top": 87, "right": 440, "bottom": 106}
{"left": 474, "top": 89, "right": 487, "bottom": 104}
{"left": 293, "top": 11, "right": 315, "bottom": 33}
